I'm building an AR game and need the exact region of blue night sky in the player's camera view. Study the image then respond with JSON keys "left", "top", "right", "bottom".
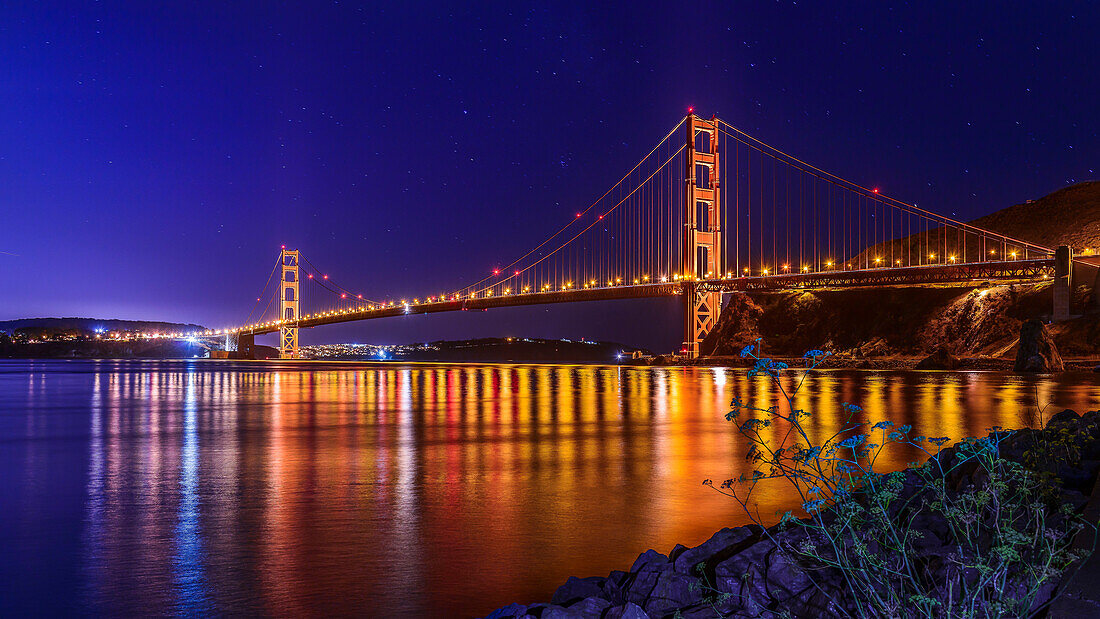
{"left": 1, "top": 2, "right": 1096, "bottom": 351}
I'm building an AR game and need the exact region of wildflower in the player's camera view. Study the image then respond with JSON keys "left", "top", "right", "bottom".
{"left": 803, "top": 349, "right": 825, "bottom": 358}
{"left": 929, "top": 437, "right": 950, "bottom": 447}
{"left": 739, "top": 344, "right": 755, "bottom": 358}
{"left": 872, "top": 420, "right": 894, "bottom": 430}
{"left": 803, "top": 499, "right": 826, "bottom": 512}
{"left": 840, "top": 434, "right": 867, "bottom": 449}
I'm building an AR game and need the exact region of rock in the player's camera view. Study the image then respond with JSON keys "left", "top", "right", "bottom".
{"left": 525, "top": 604, "right": 572, "bottom": 619}
{"left": 485, "top": 603, "right": 529, "bottom": 619}
{"left": 642, "top": 570, "right": 700, "bottom": 616}
{"left": 568, "top": 597, "right": 611, "bottom": 616}
{"left": 602, "top": 602, "right": 649, "bottom": 619}
{"left": 629, "top": 549, "right": 669, "bottom": 573}
{"left": 541, "top": 597, "right": 610, "bottom": 618}
{"left": 915, "top": 346, "right": 961, "bottom": 370}
{"left": 1014, "top": 319, "right": 1064, "bottom": 372}
{"left": 1094, "top": 364, "right": 1100, "bottom": 373}
{"left": 859, "top": 337, "right": 891, "bottom": 357}
{"left": 673, "top": 526, "right": 756, "bottom": 574}
{"left": 1047, "top": 408, "right": 1080, "bottom": 427}
{"left": 699, "top": 292, "right": 763, "bottom": 356}
{"left": 667, "top": 543, "right": 689, "bottom": 562}
{"left": 551, "top": 576, "right": 607, "bottom": 606}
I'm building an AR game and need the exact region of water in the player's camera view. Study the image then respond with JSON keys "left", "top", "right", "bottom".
{"left": 1, "top": 360, "right": 1097, "bottom": 617}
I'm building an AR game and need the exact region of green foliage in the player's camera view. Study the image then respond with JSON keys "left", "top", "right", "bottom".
{"left": 704, "top": 341, "right": 1096, "bottom": 618}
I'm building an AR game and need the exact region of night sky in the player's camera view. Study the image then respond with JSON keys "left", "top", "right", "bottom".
{"left": 2, "top": 2, "right": 1096, "bottom": 351}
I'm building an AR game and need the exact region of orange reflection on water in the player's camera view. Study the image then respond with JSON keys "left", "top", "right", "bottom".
{"left": 4, "top": 360, "right": 1097, "bottom": 617}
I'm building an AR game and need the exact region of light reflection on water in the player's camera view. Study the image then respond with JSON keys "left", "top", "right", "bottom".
{"left": 0, "top": 360, "right": 1097, "bottom": 617}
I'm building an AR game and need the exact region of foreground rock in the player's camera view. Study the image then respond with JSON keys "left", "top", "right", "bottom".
{"left": 915, "top": 346, "right": 961, "bottom": 370}
{"left": 486, "top": 412, "right": 1100, "bottom": 619}
{"left": 1015, "top": 318, "right": 1065, "bottom": 372}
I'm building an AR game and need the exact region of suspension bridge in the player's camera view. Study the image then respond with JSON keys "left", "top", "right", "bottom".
{"left": 203, "top": 113, "right": 1073, "bottom": 359}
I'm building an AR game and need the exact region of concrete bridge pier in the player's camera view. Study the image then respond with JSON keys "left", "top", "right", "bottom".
{"left": 1054, "top": 245, "right": 1072, "bottom": 322}
{"left": 237, "top": 333, "right": 256, "bottom": 359}
{"left": 224, "top": 332, "right": 256, "bottom": 359}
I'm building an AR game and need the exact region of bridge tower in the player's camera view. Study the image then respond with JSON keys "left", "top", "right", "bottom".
{"left": 681, "top": 114, "right": 723, "bottom": 357}
{"left": 280, "top": 248, "right": 300, "bottom": 358}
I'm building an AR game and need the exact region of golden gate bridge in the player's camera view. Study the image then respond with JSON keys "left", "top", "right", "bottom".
{"left": 200, "top": 113, "right": 1072, "bottom": 359}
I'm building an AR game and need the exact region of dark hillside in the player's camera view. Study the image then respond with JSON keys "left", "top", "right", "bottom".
{"left": 851, "top": 181, "right": 1100, "bottom": 266}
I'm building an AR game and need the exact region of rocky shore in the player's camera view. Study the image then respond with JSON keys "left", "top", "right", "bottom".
{"left": 486, "top": 411, "right": 1100, "bottom": 619}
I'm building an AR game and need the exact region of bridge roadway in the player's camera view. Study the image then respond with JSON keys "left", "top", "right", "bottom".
{"left": 236, "top": 258, "right": 1054, "bottom": 337}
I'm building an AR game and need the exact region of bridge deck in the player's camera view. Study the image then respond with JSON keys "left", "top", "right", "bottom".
{"left": 237, "top": 258, "right": 1053, "bottom": 336}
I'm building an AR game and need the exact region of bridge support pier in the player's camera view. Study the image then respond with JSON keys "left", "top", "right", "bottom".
{"left": 224, "top": 332, "right": 256, "bottom": 359}
{"left": 681, "top": 114, "right": 723, "bottom": 357}
{"left": 238, "top": 333, "right": 255, "bottom": 359}
{"left": 223, "top": 332, "right": 256, "bottom": 359}
{"left": 683, "top": 283, "right": 722, "bottom": 358}
{"left": 1053, "top": 245, "right": 1072, "bottom": 322}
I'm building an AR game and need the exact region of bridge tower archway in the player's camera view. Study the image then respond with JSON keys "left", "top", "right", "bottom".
{"left": 280, "top": 248, "right": 300, "bottom": 358}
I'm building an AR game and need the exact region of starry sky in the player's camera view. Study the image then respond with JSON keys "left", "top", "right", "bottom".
{"left": 1, "top": 2, "right": 1096, "bottom": 351}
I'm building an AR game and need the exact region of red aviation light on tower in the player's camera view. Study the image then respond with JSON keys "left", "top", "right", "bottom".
{"left": 341, "top": 293, "right": 347, "bottom": 299}
{"left": 493, "top": 269, "right": 500, "bottom": 275}
{"left": 575, "top": 213, "right": 581, "bottom": 218}
{"left": 281, "top": 245, "right": 286, "bottom": 249}
{"left": 687, "top": 106, "right": 694, "bottom": 114}
{"left": 872, "top": 188, "right": 880, "bottom": 194}
{"left": 308, "top": 273, "right": 313, "bottom": 279}
{"left": 514, "top": 270, "right": 520, "bottom": 276}
{"left": 323, "top": 275, "right": 328, "bottom": 279}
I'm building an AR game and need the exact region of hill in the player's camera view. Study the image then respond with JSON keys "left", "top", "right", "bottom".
{"left": 852, "top": 181, "right": 1100, "bottom": 265}
{"left": 0, "top": 317, "right": 206, "bottom": 334}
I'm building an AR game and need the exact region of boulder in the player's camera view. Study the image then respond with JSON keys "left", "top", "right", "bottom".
{"left": 525, "top": 604, "right": 571, "bottom": 618}
{"left": 1047, "top": 408, "right": 1080, "bottom": 427}
{"left": 602, "top": 602, "right": 649, "bottom": 619}
{"left": 915, "top": 346, "right": 961, "bottom": 370}
{"left": 629, "top": 549, "right": 669, "bottom": 573}
{"left": 672, "top": 526, "right": 756, "bottom": 574}
{"left": 546, "top": 597, "right": 611, "bottom": 617}
{"left": 1014, "top": 319, "right": 1064, "bottom": 372}
{"left": 485, "top": 603, "right": 529, "bottom": 619}
{"left": 551, "top": 576, "right": 606, "bottom": 606}
{"left": 641, "top": 570, "right": 700, "bottom": 616}
{"left": 859, "top": 337, "right": 891, "bottom": 357}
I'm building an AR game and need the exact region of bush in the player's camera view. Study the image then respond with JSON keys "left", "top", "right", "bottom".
{"left": 704, "top": 342, "right": 1095, "bottom": 618}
